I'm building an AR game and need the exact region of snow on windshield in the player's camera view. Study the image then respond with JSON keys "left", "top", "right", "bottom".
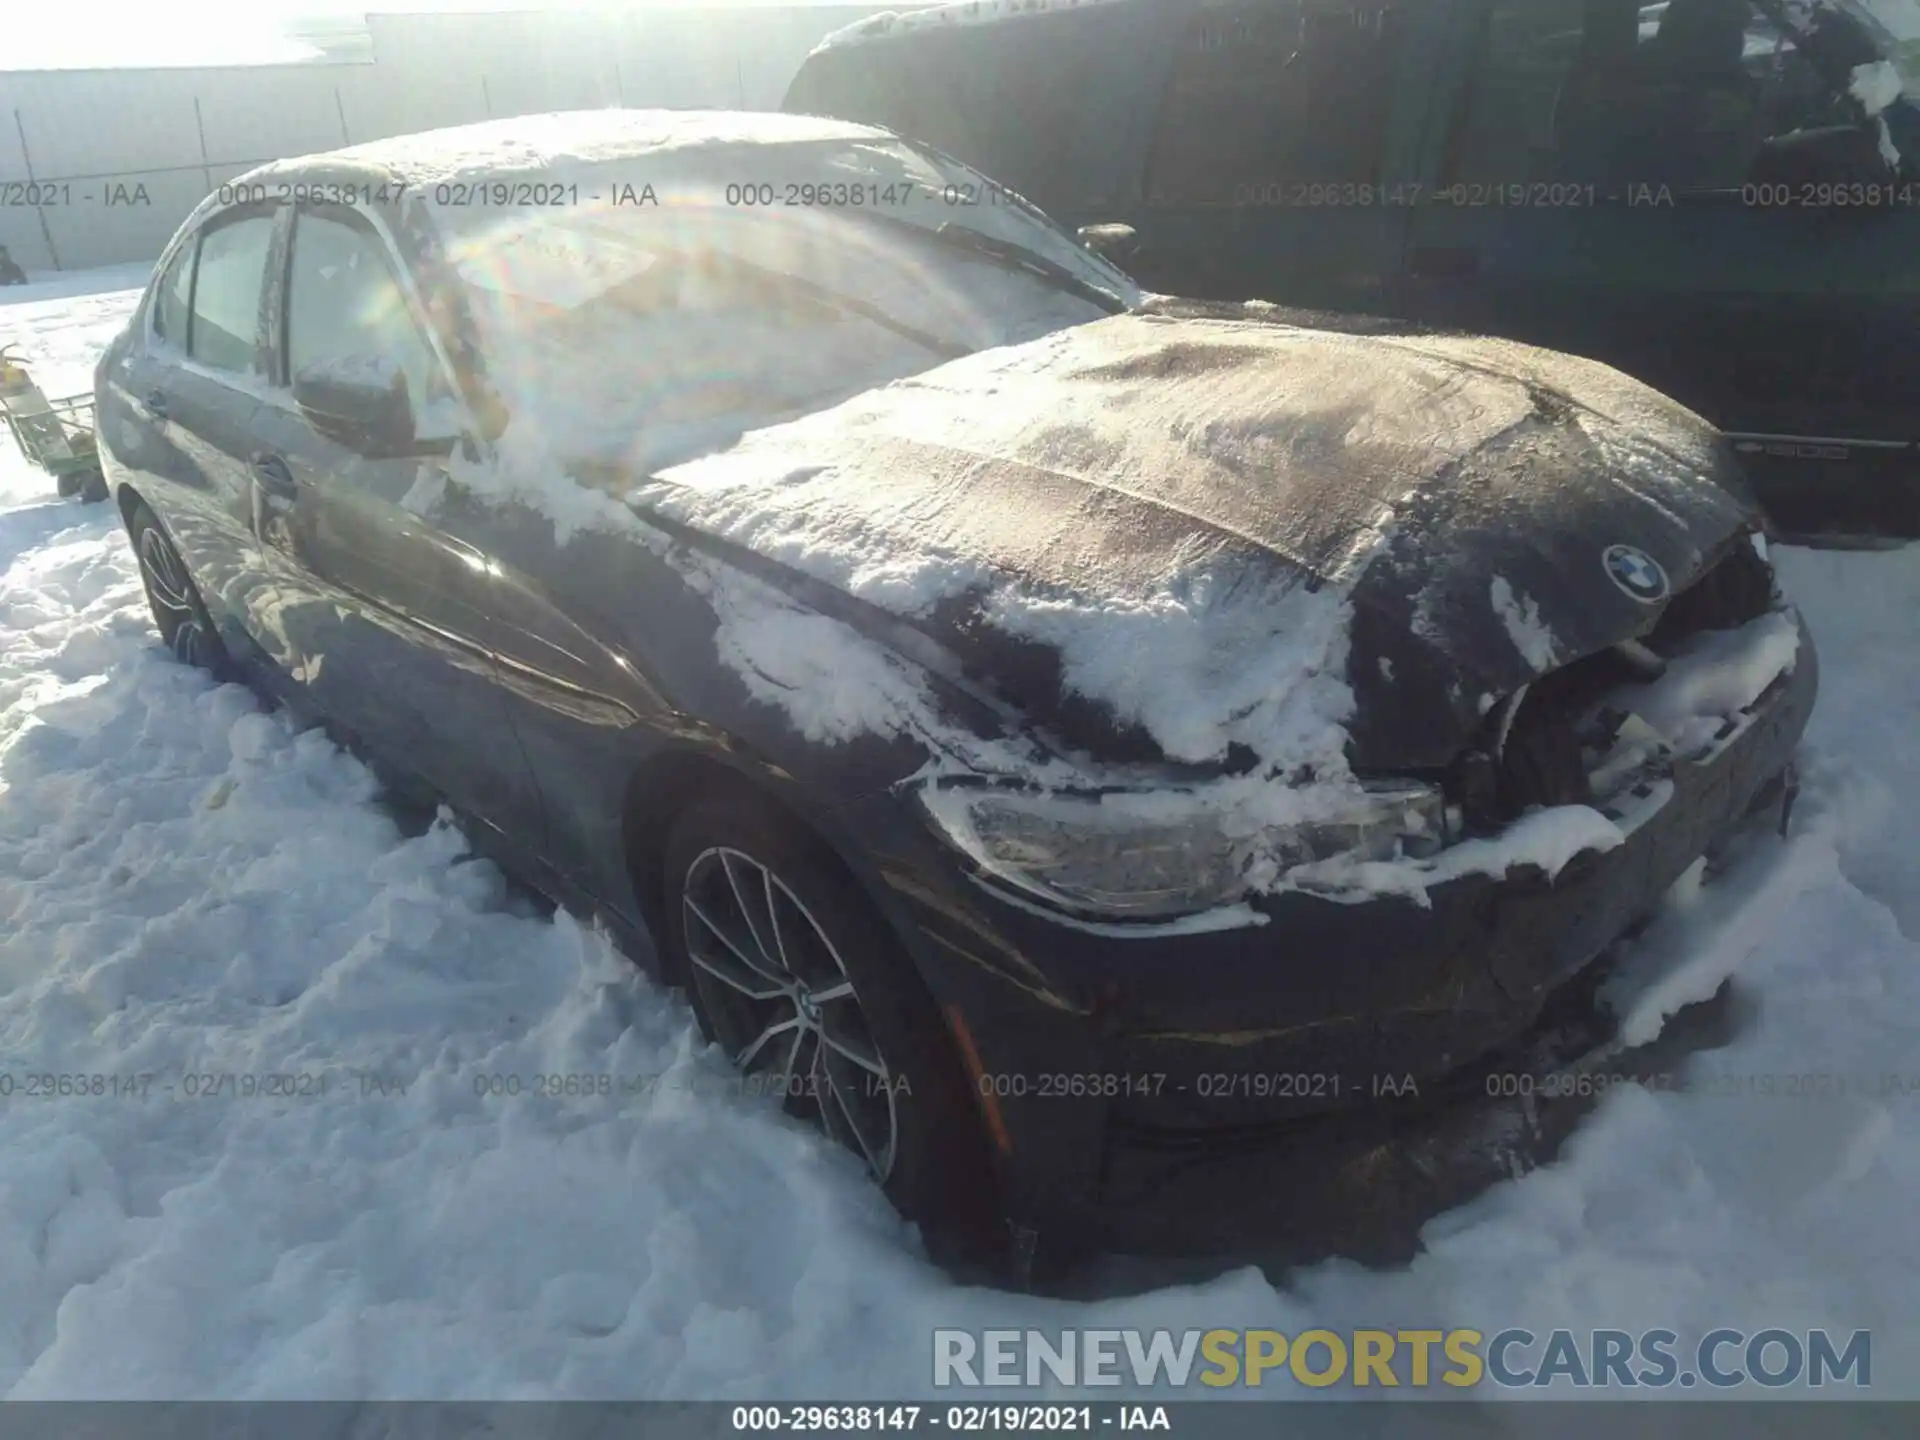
{"left": 431, "top": 138, "right": 1136, "bottom": 478}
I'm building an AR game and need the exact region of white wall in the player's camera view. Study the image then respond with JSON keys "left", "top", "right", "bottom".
{"left": 0, "top": 5, "right": 890, "bottom": 272}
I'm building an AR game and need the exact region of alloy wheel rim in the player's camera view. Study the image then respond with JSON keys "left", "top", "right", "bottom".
{"left": 681, "top": 846, "right": 900, "bottom": 1181}
{"left": 137, "top": 527, "right": 210, "bottom": 666}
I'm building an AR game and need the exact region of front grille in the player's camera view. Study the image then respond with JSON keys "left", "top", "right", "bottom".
{"left": 1647, "top": 535, "right": 1776, "bottom": 646}
{"left": 1494, "top": 688, "right": 1594, "bottom": 813}
{"left": 1449, "top": 534, "right": 1776, "bottom": 831}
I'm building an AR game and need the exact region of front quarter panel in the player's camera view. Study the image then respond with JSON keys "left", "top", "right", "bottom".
{"left": 432, "top": 485, "right": 938, "bottom": 926}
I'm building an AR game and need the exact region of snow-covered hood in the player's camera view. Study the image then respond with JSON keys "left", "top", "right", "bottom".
{"left": 638, "top": 310, "right": 1760, "bottom": 772}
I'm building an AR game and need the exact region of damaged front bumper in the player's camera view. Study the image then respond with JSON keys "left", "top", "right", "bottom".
{"left": 853, "top": 608, "right": 1817, "bottom": 1256}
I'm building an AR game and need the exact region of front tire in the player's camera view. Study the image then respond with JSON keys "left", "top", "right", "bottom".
{"left": 129, "top": 500, "right": 229, "bottom": 675}
{"left": 662, "top": 788, "right": 1003, "bottom": 1251}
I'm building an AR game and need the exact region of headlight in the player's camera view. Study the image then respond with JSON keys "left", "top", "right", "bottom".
{"left": 917, "top": 778, "right": 1450, "bottom": 919}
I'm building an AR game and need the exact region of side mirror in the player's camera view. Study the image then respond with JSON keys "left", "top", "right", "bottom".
{"left": 292, "top": 356, "right": 417, "bottom": 457}
{"left": 1077, "top": 223, "right": 1139, "bottom": 261}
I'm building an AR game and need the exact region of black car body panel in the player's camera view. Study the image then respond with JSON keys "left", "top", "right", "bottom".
{"left": 95, "top": 111, "right": 1818, "bottom": 1255}
{"left": 632, "top": 303, "right": 1758, "bottom": 770}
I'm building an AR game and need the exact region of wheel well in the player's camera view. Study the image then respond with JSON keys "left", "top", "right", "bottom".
{"left": 630, "top": 747, "right": 1012, "bottom": 1251}
{"left": 620, "top": 749, "right": 934, "bottom": 993}
{"left": 116, "top": 483, "right": 148, "bottom": 532}
{"left": 621, "top": 751, "right": 826, "bottom": 978}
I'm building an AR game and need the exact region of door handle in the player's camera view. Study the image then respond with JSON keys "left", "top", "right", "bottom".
{"left": 1409, "top": 246, "right": 1481, "bottom": 279}
{"left": 250, "top": 452, "right": 297, "bottom": 495}
{"left": 145, "top": 390, "right": 169, "bottom": 420}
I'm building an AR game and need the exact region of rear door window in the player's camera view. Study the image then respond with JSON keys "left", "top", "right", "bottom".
{"left": 186, "top": 214, "right": 275, "bottom": 375}
{"left": 1447, "top": 0, "right": 1854, "bottom": 192}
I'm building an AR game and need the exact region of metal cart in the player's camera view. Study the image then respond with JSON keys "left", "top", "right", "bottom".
{"left": 0, "top": 344, "right": 107, "bottom": 502}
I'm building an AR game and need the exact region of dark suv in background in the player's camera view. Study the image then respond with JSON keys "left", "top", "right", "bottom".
{"left": 785, "top": 0, "right": 1920, "bottom": 539}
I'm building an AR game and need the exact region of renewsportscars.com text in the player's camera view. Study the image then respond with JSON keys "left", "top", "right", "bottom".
{"left": 932, "top": 1328, "right": 1871, "bottom": 1390}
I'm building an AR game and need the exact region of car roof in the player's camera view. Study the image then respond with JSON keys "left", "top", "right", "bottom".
{"left": 809, "top": 0, "right": 1136, "bottom": 56}
{"left": 233, "top": 109, "right": 897, "bottom": 191}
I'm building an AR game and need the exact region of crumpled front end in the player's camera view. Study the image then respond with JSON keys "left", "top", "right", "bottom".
{"left": 1092, "top": 533, "right": 1817, "bottom": 1131}
{"left": 861, "top": 534, "right": 1816, "bottom": 1247}
{"left": 1432, "top": 532, "right": 1795, "bottom": 847}
{"left": 1077, "top": 570, "right": 1817, "bottom": 1257}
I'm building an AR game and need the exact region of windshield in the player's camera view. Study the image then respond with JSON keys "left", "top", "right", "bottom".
{"left": 432, "top": 136, "right": 1139, "bottom": 477}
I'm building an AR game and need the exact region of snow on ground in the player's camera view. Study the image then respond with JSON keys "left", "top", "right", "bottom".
{"left": 0, "top": 266, "right": 152, "bottom": 438}
{"left": 4, "top": 267, "right": 1920, "bottom": 1399}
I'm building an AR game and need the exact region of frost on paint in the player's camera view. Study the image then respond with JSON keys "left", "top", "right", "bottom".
{"left": 630, "top": 314, "right": 1393, "bottom": 791}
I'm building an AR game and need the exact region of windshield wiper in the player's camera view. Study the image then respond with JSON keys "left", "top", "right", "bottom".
{"left": 854, "top": 211, "right": 1128, "bottom": 315}
{"left": 926, "top": 222, "right": 1130, "bottom": 314}
{"left": 733, "top": 252, "right": 972, "bottom": 360}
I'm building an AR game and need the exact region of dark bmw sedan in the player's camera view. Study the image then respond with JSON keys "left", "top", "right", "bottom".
{"left": 96, "top": 110, "right": 1815, "bottom": 1267}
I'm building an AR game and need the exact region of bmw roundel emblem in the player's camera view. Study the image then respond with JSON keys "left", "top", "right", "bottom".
{"left": 1603, "top": 544, "right": 1669, "bottom": 604}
